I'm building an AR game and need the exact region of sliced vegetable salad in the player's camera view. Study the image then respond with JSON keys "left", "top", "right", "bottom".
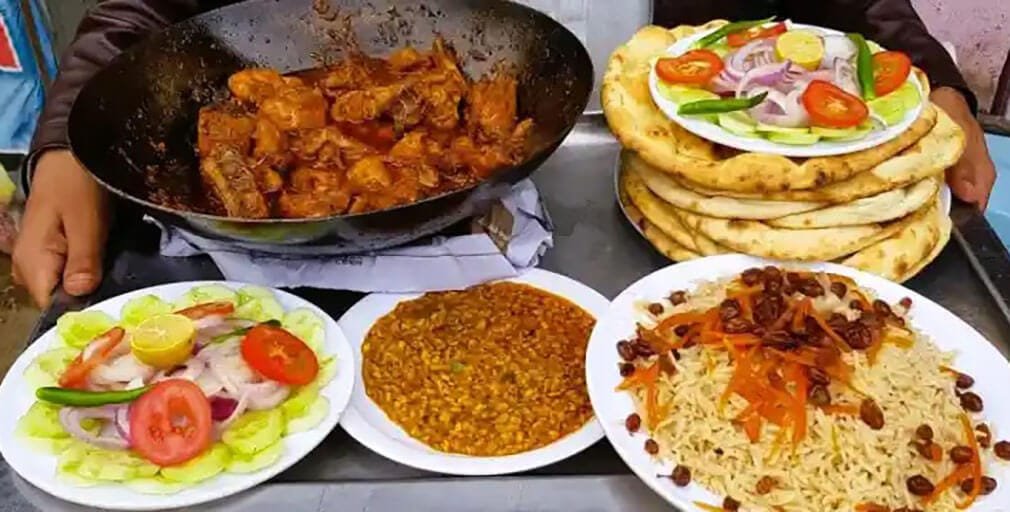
{"left": 16, "top": 285, "right": 336, "bottom": 494}
{"left": 654, "top": 19, "right": 921, "bottom": 145}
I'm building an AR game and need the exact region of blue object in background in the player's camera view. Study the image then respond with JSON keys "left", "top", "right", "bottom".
{"left": 983, "top": 133, "right": 1010, "bottom": 246}
{"left": 0, "top": 0, "right": 56, "bottom": 154}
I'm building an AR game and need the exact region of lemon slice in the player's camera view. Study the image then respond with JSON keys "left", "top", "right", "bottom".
{"left": 130, "top": 314, "right": 196, "bottom": 368}
{"left": 775, "top": 30, "right": 824, "bottom": 71}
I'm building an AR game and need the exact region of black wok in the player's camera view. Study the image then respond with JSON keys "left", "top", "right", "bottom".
{"left": 67, "top": 0, "right": 592, "bottom": 250}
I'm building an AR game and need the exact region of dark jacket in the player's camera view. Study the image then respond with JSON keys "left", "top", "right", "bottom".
{"left": 25, "top": 0, "right": 974, "bottom": 184}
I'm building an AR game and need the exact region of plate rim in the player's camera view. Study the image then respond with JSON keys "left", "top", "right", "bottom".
{"left": 336, "top": 267, "right": 609, "bottom": 476}
{"left": 0, "top": 280, "right": 356, "bottom": 510}
{"left": 584, "top": 254, "right": 1010, "bottom": 510}
{"left": 650, "top": 21, "right": 925, "bottom": 158}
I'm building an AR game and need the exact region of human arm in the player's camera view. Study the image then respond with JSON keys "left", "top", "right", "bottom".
{"left": 15, "top": 0, "right": 214, "bottom": 307}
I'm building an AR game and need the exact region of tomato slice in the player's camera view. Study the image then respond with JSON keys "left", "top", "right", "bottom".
{"left": 801, "top": 80, "right": 869, "bottom": 128}
{"left": 175, "top": 301, "right": 235, "bottom": 320}
{"left": 655, "top": 50, "right": 725, "bottom": 85}
{"left": 129, "top": 379, "right": 213, "bottom": 466}
{"left": 872, "top": 51, "right": 912, "bottom": 97}
{"left": 726, "top": 22, "right": 787, "bottom": 47}
{"left": 58, "top": 327, "right": 126, "bottom": 389}
{"left": 240, "top": 325, "right": 319, "bottom": 386}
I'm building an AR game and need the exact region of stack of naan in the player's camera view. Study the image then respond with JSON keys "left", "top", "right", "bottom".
{"left": 602, "top": 21, "right": 964, "bottom": 282}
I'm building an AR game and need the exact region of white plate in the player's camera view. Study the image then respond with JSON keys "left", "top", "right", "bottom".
{"left": 612, "top": 158, "right": 954, "bottom": 237}
{"left": 650, "top": 22, "right": 925, "bottom": 158}
{"left": 585, "top": 255, "right": 1010, "bottom": 510}
{"left": 337, "top": 268, "right": 609, "bottom": 475}
{"left": 0, "top": 281, "right": 356, "bottom": 510}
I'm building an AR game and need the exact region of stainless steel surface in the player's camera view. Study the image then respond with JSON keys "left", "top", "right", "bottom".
{"left": 3, "top": 114, "right": 1010, "bottom": 511}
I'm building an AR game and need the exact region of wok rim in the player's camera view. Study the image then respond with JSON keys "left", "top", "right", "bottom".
{"left": 67, "top": 0, "right": 594, "bottom": 226}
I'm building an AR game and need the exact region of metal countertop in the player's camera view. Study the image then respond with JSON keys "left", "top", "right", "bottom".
{"left": 3, "top": 115, "right": 1010, "bottom": 511}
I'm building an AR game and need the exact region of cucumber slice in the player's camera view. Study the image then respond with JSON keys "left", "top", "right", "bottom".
{"left": 655, "top": 82, "right": 719, "bottom": 105}
{"left": 226, "top": 440, "right": 284, "bottom": 474}
{"left": 718, "top": 112, "right": 759, "bottom": 137}
{"left": 767, "top": 132, "right": 822, "bottom": 145}
{"left": 281, "top": 308, "right": 325, "bottom": 354}
{"left": 222, "top": 409, "right": 284, "bottom": 455}
{"left": 281, "top": 384, "right": 320, "bottom": 421}
{"left": 755, "top": 123, "right": 810, "bottom": 135}
{"left": 812, "top": 123, "right": 873, "bottom": 141}
{"left": 234, "top": 286, "right": 284, "bottom": 322}
{"left": 173, "top": 284, "right": 239, "bottom": 311}
{"left": 56, "top": 311, "right": 116, "bottom": 348}
{"left": 868, "top": 82, "right": 919, "bottom": 126}
{"left": 23, "top": 347, "right": 79, "bottom": 389}
{"left": 285, "top": 396, "right": 330, "bottom": 435}
{"left": 160, "top": 443, "right": 230, "bottom": 483}
{"left": 16, "top": 401, "right": 68, "bottom": 439}
{"left": 121, "top": 295, "right": 173, "bottom": 327}
{"left": 125, "top": 476, "right": 188, "bottom": 495}
{"left": 317, "top": 356, "right": 338, "bottom": 387}
{"left": 76, "top": 449, "right": 159, "bottom": 482}
{"left": 22, "top": 436, "right": 73, "bottom": 455}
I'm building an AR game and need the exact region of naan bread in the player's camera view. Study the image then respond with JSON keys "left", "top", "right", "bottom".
{"left": 767, "top": 176, "right": 940, "bottom": 228}
{"left": 628, "top": 151, "right": 826, "bottom": 220}
{"left": 620, "top": 162, "right": 725, "bottom": 255}
{"left": 602, "top": 24, "right": 938, "bottom": 193}
{"left": 675, "top": 106, "right": 965, "bottom": 203}
{"left": 618, "top": 174, "right": 701, "bottom": 261}
{"left": 840, "top": 199, "right": 942, "bottom": 280}
{"left": 673, "top": 206, "right": 918, "bottom": 261}
{"left": 895, "top": 202, "right": 952, "bottom": 283}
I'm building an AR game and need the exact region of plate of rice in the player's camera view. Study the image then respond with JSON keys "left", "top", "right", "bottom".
{"left": 585, "top": 254, "right": 1010, "bottom": 511}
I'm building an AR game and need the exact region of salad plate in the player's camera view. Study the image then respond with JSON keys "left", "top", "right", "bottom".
{"left": 0, "top": 281, "right": 355, "bottom": 510}
{"left": 337, "top": 268, "right": 609, "bottom": 475}
{"left": 649, "top": 20, "right": 925, "bottom": 158}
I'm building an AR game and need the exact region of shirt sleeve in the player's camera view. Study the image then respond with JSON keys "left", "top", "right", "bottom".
{"left": 23, "top": 0, "right": 208, "bottom": 191}
{"left": 784, "top": 0, "right": 978, "bottom": 114}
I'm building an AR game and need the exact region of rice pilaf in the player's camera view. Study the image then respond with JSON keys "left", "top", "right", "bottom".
{"left": 616, "top": 266, "right": 1007, "bottom": 511}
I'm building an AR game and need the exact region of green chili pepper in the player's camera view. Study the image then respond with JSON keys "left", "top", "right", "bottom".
{"left": 696, "top": 17, "right": 776, "bottom": 48}
{"left": 209, "top": 319, "right": 282, "bottom": 344}
{"left": 847, "top": 33, "right": 876, "bottom": 100}
{"left": 36, "top": 386, "right": 151, "bottom": 407}
{"left": 678, "top": 92, "right": 768, "bottom": 116}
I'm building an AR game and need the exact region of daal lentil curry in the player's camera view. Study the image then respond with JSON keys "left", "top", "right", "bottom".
{"left": 362, "top": 282, "right": 595, "bottom": 456}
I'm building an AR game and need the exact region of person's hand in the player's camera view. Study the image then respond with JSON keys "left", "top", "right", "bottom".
{"left": 12, "top": 150, "right": 110, "bottom": 308}
{"left": 930, "top": 87, "right": 996, "bottom": 211}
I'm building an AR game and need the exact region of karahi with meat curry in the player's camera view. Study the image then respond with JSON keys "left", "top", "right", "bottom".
{"left": 197, "top": 38, "right": 533, "bottom": 219}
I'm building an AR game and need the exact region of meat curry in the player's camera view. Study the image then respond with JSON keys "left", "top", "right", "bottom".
{"left": 196, "top": 38, "right": 533, "bottom": 219}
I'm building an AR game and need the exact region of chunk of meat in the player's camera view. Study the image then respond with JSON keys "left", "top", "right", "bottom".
{"left": 252, "top": 116, "right": 289, "bottom": 167}
{"left": 228, "top": 69, "right": 289, "bottom": 105}
{"left": 412, "top": 38, "right": 467, "bottom": 130}
{"left": 466, "top": 71, "right": 519, "bottom": 143}
{"left": 260, "top": 86, "right": 328, "bottom": 130}
{"left": 329, "top": 83, "right": 405, "bottom": 123}
{"left": 389, "top": 131, "right": 440, "bottom": 188}
{"left": 277, "top": 167, "right": 351, "bottom": 218}
{"left": 291, "top": 126, "right": 376, "bottom": 166}
{"left": 388, "top": 88, "right": 426, "bottom": 134}
{"left": 388, "top": 47, "right": 430, "bottom": 73}
{"left": 346, "top": 156, "right": 392, "bottom": 193}
{"left": 200, "top": 146, "right": 270, "bottom": 218}
{"left": 197, "top": 106, "right": 255, "bottom": 156}
{"left": 321, "top": 57, "right": 380, "bottom": 91}
{"left": 253, "top": 165, "right": 284, "bottom": 195}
